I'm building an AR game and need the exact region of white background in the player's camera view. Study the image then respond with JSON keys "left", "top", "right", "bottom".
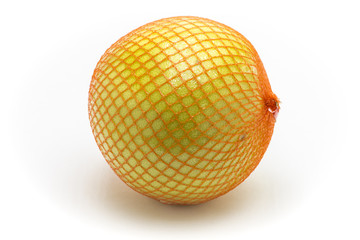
{"left": 1, "top": 0, "right": 359, "bottom": 239}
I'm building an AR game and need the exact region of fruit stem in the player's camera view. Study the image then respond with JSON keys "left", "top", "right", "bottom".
{"left": 266, "top": 97, "right": 280, "bottom": 120}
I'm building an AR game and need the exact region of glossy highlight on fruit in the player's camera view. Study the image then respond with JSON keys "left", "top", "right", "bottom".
{"left": 88, "top": 16, "right": 279, "bottom": 205}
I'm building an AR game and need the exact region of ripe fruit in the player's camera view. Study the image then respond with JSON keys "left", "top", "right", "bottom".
{"left": 88, "top": 16, "right": 279, "bottom": 205}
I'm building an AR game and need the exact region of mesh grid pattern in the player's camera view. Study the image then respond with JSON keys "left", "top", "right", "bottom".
{"left": 88, "top": 16, "right": 279, "bottom": 205}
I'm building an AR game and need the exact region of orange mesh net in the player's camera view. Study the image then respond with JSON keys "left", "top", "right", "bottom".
{"left": 88, "top": 16, "right": 279, "bottom": 205}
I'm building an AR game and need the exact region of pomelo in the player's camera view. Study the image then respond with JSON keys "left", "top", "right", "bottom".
{"left": 88, "top": 16, "right": 279, "bottom": 205}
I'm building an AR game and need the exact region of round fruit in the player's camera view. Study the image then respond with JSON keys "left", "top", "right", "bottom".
{"left": 88, "top": 16, "right": 279, "bottom": 205}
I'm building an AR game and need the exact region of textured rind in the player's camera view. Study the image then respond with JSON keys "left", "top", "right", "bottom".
{"left": 88, "top": 16, "right": 278, "bottom": 205}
